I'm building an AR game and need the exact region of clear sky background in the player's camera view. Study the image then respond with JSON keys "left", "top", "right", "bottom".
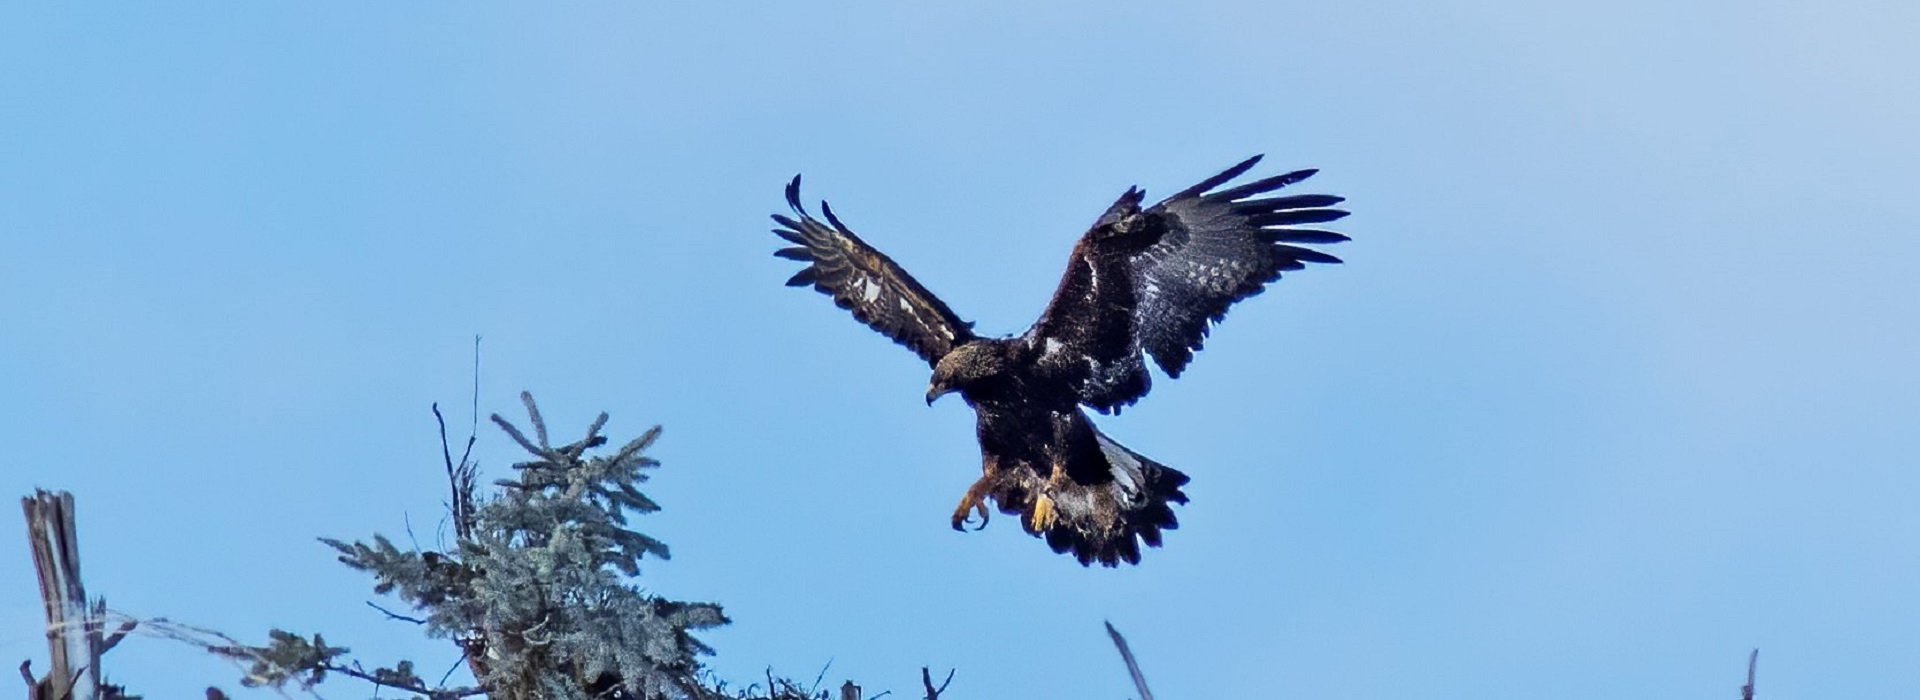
{"left": 3, "top": 2, "right": 1916, "bottom": 698}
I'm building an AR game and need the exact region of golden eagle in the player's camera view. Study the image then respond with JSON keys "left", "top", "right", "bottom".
{"left": 773, "top": 156, "right": 1348, "bottom": 566}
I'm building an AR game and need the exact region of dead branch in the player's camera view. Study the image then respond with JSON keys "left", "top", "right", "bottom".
{"left": 1741, "top": 649, "right": 1758, "bottom": 700}
{"left": 1105, "top": 621, "right": 1153, "bottom": 700}
{"left": 918, "top": 667, "right": 953, "bottom": 700}
{"left": 321, "top": 662, "right": 487, "bottom": 699}
{"left": 365, "top": 600, "right": 429, "bottom": 625}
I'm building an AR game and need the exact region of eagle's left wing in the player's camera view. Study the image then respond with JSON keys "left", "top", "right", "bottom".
{"left": 1129, "top": 155, "right": 1348, "bottom": 378}
{"left": 773, "top": 176, "right": 978, "bottom": 367}
{"left": 1023, "top": 186, "right": 1160, "bottom": 413}
{"left": 1025, "top": 156, "right": 1348, "bottom": 412}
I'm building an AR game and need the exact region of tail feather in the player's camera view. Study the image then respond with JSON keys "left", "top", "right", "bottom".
{"left": 1031, "top": 432, "right": 1190, "bottom": 567}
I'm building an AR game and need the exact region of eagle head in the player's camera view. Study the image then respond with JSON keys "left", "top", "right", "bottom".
{"left": 927, "top": 342, "right": 1008, "bottom": 405}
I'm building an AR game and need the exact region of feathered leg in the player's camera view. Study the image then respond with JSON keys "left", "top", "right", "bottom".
{"left": 1025, "top": 411, "right": 1083, "bottom": 533}
{"left": 950, "top": 455, "right": 999, "bottom": 532}
{"left": 1026, "top": 451, "right": 1070, "bottom": 533}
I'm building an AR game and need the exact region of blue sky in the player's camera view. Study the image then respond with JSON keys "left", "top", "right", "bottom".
{"left": 3, "top": 2, "right": 1916, "bottom": 698}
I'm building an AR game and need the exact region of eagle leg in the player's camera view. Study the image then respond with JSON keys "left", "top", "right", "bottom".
{"left": 950, "top": 477, "right": 993, "bottom": 532}
{"left": 1026, "top": 461, "right": 1071, "bottom": 533}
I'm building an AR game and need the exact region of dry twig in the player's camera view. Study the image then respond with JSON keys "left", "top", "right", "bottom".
{"left": 919, "top": 667, "right": 954, "bottom": 700}
{"left": 1105, "top": 621, "right": 1154, "bottom": 700}
{"left": 1740, "top": 649, "right": 1758, "bottom": 700}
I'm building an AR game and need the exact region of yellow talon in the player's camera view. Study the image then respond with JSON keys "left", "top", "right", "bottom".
{"left": 1029, "top": 493, "right": 1058, "bottom": 532}
{"left": 952, "top": 479, "right": 992, "bottom": 531}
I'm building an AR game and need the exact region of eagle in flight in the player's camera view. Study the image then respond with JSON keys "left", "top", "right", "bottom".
{"left": 773, "top": 156, "right": 1348, "bottom": 566}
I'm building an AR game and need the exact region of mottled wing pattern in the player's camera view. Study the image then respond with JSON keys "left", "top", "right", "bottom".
{"left": 1129, "top": 155, "right": 1349, "bottom": 377}
{"left": 1022, "top": 188, "right": 1156, "bottom": 414}
{"left": 773, "top": 176, "right": 977, "bottom": 366}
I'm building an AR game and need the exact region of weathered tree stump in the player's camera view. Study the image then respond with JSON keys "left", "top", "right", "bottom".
{"left": 21, "top": 491, "right": 132, "bottom": 700}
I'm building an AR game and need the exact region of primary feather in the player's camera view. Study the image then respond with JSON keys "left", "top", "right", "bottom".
{"left": 1130, "top": 155, "right": 1349, "bottom": 378}
{"left": 771, "top": 175, "right": 976, "bottom": 366}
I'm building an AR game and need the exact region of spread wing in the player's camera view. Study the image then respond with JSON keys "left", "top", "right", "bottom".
{"left": 1026, "top": 155, "right": 1348, "bottom": 411}
{"left": 1023, "top": 186, "right": 1158, "bottom": 413}
{"left": 773, "top": 175, "right": 977, "bottom": 366}
{"left": 1131, "top": 154, "right": 1348, "bottom": 377}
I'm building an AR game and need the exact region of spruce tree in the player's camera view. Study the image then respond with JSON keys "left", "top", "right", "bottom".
{"left": 219, "top": 393, "right": 739, "bottom": 699}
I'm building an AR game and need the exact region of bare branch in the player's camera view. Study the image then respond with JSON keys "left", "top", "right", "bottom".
{"left": 365, "top": 600, "right": 429, "bottom": 625}
{"left": 320, "top": 661, "right": 488, "bottom": 699}
{"left": 809, "top": 658, "right": 834, "bottom": 696}
{"left": 437, "top": 650, "right": 470, "bottom": 688}
{"left": 919, "top": 667, "right": 953, "bottom": 700}
{"left": 435, "top": 337, "right": 485, "bottom": 543}
{"left": 435, "top": 401, "right": 456, "bottom": 490}
{"left": 99, "top": 618, "right": 139, "bottom": 654}
{"left": 1105, "top": 621, "right": 1154, "bottom": 700}
{"left": 464, "top": 335, "right": 481, "bottom": 465}
{"left": 1741, "top": 648, "right": 1758, "bottom": 700}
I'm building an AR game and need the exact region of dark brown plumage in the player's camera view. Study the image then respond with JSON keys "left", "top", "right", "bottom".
{"left": 773, "top": 155, "right": 1348, "bottom": 566}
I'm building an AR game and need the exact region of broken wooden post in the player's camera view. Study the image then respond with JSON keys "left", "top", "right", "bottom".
{"left": 21, "top": 490, "right": 134, "bottom": 700}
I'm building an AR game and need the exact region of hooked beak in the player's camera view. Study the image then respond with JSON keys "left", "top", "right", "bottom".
{"left": 926, "top": 382, "right": 952, "bottom": 406}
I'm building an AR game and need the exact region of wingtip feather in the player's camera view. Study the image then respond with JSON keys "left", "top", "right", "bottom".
{"left": 784, "top": 267, "right": 818, "bottom": 287}
{"left": 784, "top": 174, "right": 803, "bottom": 207}
{"left": 1249, "top": 208, "right": 1350, "bottom": 227}
{"left": 1258, "top": 194, "right": 1346, "bottom": 210}
{"left": 1262, "top": 229, "right": 1350, "bottom": 244}
{"left": 1213, "top": 169, "right": 1319, "bottom": 201}
{"left": 1275, "top": 245, "right": 1343, "bottom": 265}
{"left": 820, "top": 200, "right": 852, "bottom": 234}
{"left": 1168, "top": 154, "right": 1266, "bottom": 201}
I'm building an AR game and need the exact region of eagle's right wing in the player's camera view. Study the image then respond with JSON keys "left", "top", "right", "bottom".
{"left": 1021, "top": 156, "right": 1348, "bottom": 413}
{"left": 1130, "top": 155, "right": 1348, "bottom": 377}
{"left": 773, "top": 176, "right": 977, "bottom": 367}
